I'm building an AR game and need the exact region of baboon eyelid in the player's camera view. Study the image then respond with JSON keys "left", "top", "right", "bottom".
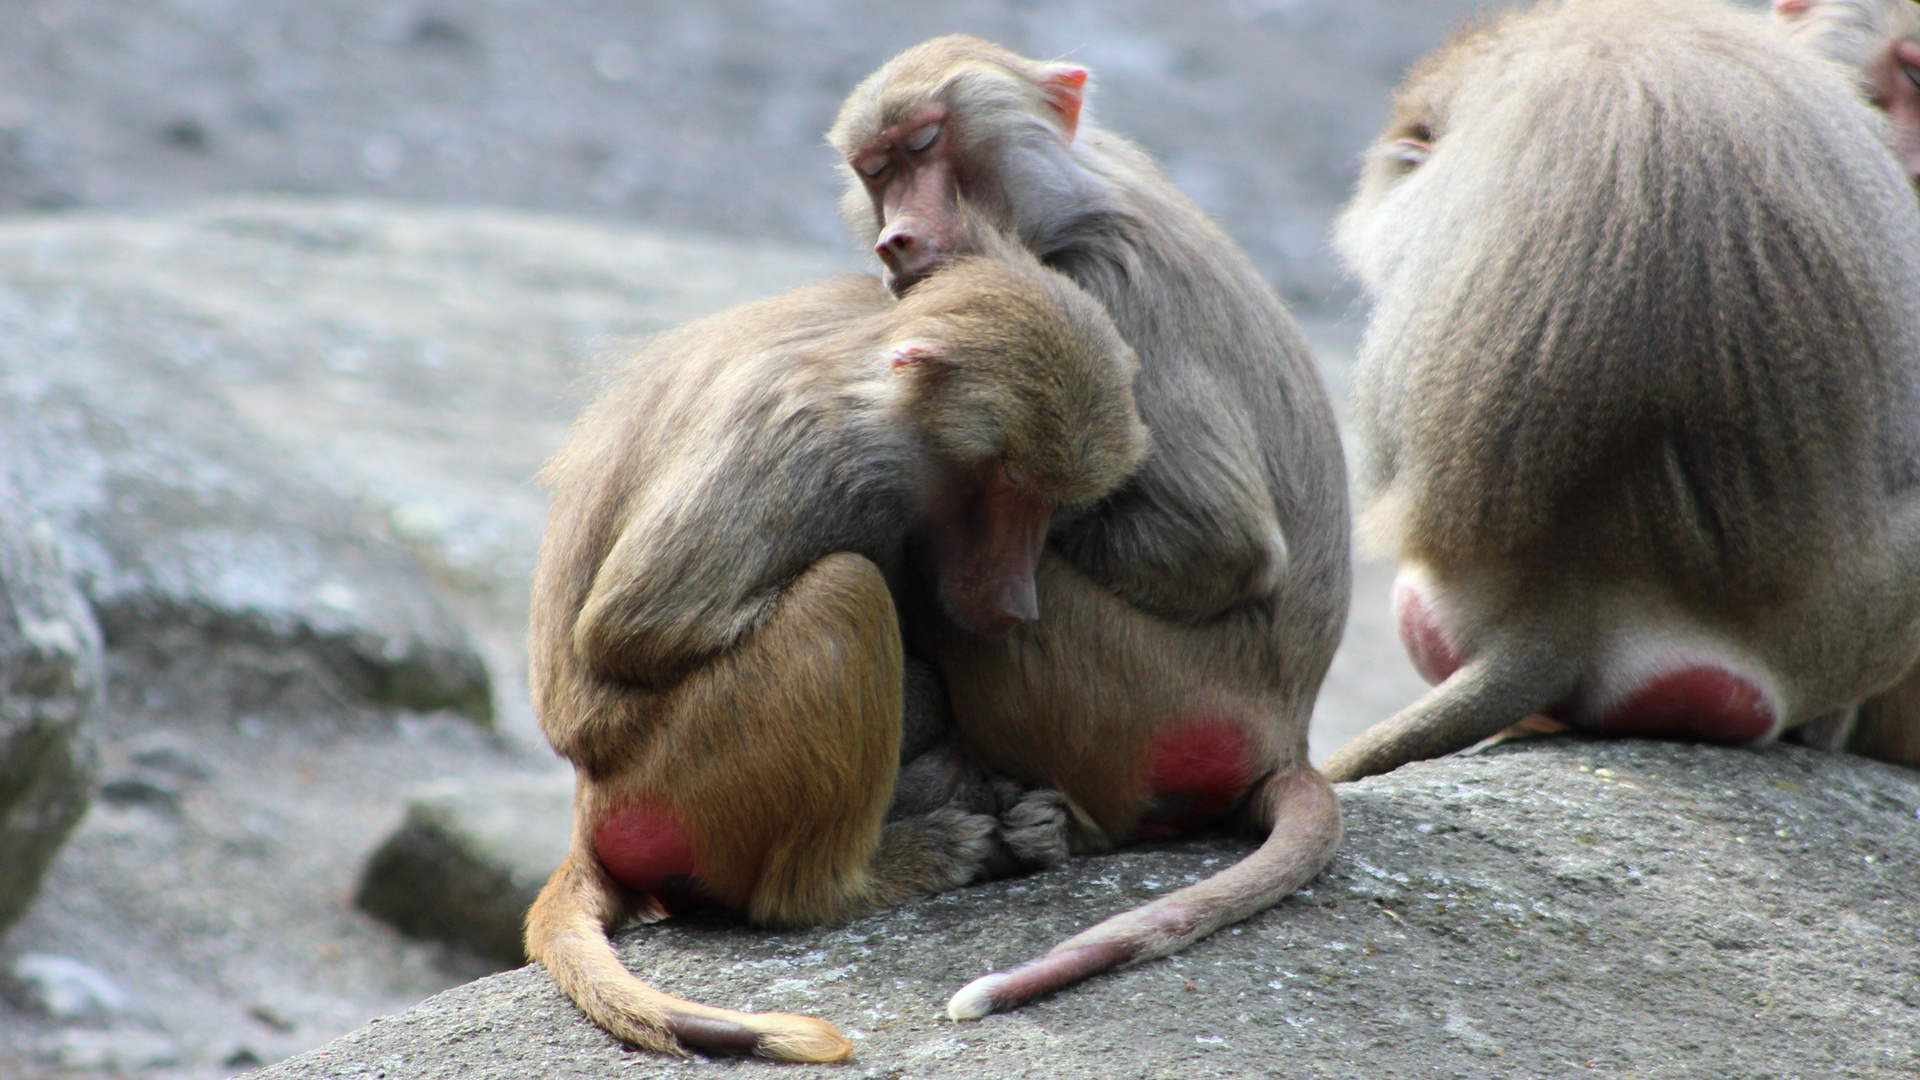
{"left": 906, "top": 123, "right": 943, "bottom": 152}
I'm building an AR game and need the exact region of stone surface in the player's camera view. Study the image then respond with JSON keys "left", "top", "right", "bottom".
{"left": 260, "top": 739, "right": 1920, "bottom": 1080}
{"left": 6, "top": 953, "right": 130, "bottom": 1023}
{"left": 0, "top": 0, "right": 1525, "bottom": 312}
{"left": 30, "top": 1028, "right": 184, "bottom": 1072}
{"left": 0, "top": 479, "right": 102, "bottom": 939}
{"left": 357, "top": 771, "right": 576, "bottom": 967}
{"left": 0, "top": 214, "right": 493, "bottom": 721}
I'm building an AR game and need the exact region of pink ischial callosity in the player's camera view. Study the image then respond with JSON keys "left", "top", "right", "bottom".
{"left": 1394, "top": 580, "right": 1464, "bottom": 685}
{"left": 1137, "top": 717, "right": 1258, "bottom": 836}
{"left": 592, "top": 801, "right": 705, "bottom": 908}
{"left": 1562, "top": 666, "right": 1776, "bottom": 743}
{"left": 1393, "top": 575, "right": 1777, "bottom": 743}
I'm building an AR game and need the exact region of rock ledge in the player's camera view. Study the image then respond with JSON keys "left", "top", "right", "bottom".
{"left": 259, "top": 739, "right": 1920, "bottom": 1079}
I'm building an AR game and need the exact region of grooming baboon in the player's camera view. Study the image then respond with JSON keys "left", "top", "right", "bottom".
{"left": 1774, "top": 0, "right": 1920, "bottom": 185}
{"left": 1323, "top": 0, "right": 1920, "bottom": 783}
{"left": 523, "top": 236, "right": 1147, "bottom": 1061}
{"left": 830, "top": 36, "right": 1349, "bottom": 1020}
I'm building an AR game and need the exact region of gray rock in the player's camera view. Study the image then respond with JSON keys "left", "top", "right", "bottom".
{"left": 260, "top": 740, "right": 1920, "bottom": 1079}
{"left": 6, "top": 953, "right": 129, "bottom": 1023}
{"left": 0, "top": 482, "right": 101, "bottom": 937}
{"left": 0, "top": 260, "right": 491, "bottom": 721}
{"left": 31, "top": 1027, "right": 182, "bottom": 1071}
{"left": 356, "top": 771, "right": 577, "bottom": 967}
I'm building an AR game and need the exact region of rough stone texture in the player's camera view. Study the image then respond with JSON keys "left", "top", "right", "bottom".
{"left": 0, "top": 212, "right": 492, "bottom": 721}
{"left": 0, "top": 479, "right": 102, "bottom": 938}
{"left": 356, "top": 771, "right": 575, "bottom": 967}
{"left": 259, "top": 739, "right": 1920, "bottom": 1080}
{"left": 0, "top": 199, "right": 856, "bottom": 603}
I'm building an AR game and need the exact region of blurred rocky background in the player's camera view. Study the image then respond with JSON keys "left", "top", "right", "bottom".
{"left": 0, "top": 0, "right": 1519, "bottom": 310}
{"left": 3, "top": 2, "right": 1898, "bottom": 1079}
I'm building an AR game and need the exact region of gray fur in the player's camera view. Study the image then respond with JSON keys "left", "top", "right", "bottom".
{"left": 1327, "top": 0, "right": 1920, "bottom": 782}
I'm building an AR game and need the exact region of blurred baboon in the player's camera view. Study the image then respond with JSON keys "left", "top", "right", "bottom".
{"left": 829, "top": 36, "right": 1350, "bottom": 1021}
{"left": 1772, "top": 1, "right": 1920, "bottom": 765}
{"left": 1774, "top": 0, "right": 1920, "bottom": 184}
{"left": 1325, "top": 0, "right": 1920, "bottom": 783}
{"left": 523, "top": 237, "right": 1147, "bottom": 1061}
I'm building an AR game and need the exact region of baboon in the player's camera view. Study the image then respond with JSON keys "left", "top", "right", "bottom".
{"left": 1774, "top": 0, "right": 1920, "bottom": 184}
{"left": 830, "top": 37, "right": 1349, "bottom": 1020}
{"left": 1322, "top": 0, "right": 1920, "bottom": 784}
{"left": 523, "top": 236, "right": 1148, "bottom": 1061}
{"left": 1775, "top": 0, "right": 1920, "bottom": 762}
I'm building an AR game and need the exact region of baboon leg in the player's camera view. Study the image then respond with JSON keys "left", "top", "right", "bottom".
{"left": 529, "top": 553, "right": 993, "bottom": 1061}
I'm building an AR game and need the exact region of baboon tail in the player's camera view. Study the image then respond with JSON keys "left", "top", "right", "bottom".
{"left": 524, "top": 850, "right": 852, "bottom": 1063}
{"left": 1321, "top": 635, "right": 1582, "bottom": 783}
{"left": 946, "top": 766, "right": 1341, "bottom": 1021}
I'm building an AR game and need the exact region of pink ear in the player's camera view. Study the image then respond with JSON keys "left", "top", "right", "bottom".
{"left": 1040, "top": 65, "right": 1089, "bottom": 145}
{"left": 887, "top": 339, "right": 950, "bottom": 370}
{"left": 1770, "top": 0, "right": 1812, "bottom": 17}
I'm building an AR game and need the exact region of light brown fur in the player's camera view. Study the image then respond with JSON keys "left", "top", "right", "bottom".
{"left": 1326, "top": 0, "right": 1920, "bottom": 782}
{"left": 829, "top": 37, "right": 1350, "bottom": 1020}
{"left": 525, "top": 243, "right": 1147, "bottom": 1061}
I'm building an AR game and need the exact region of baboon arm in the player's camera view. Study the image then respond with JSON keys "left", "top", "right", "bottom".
{"left": 571, "top": 480, "right": 809, "bottom": 688}
{"left": 1059, "top": 434, "right": 1289, "bottom": 621}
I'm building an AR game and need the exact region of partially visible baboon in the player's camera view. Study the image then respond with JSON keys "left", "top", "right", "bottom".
{"left": 1324, "top": 0, "right": 1920, "bottom": 784}
{"left": 1772, "top": 1, "right": 1920, "bottom": 765}
{"left": 1774, "top": 0, "right": 1920, "bottom": 185}
{"left": 830, "top": 36, "right": 1348, "bottom": 1021}
{"left": 523, "top": 234, "right": 1148, "bottom": 1062}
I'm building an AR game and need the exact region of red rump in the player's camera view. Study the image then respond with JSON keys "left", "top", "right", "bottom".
{"left": 1579, "top": 667, "right": 1775, "bottom": 742}
{"left": 593, "top": 801, "right": 699, "bottom": 897}
{"left": 1144, "top": 717, "right": 1258, "bottom": 830}
{"left": 1394, "top": 583, "right": 1463, "bottom": 685}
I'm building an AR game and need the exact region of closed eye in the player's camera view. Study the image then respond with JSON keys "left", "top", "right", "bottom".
{"left": 905, "top": 122, "right": 942, "bottom": 153}
{"left": 1388, "top": 138, "right": 1431, "bottom": 171}
{"left": 1387, "top": 122, "right": 1435, "bottom": 173}
{"left": 856, "top": 154, "right": 889, "bottom": 178}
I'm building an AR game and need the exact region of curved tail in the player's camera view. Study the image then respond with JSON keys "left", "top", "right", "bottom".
{"left": 946, "top": 766, "right": 1342, "bottom": 1021}
{"left": 524, "top": 850, "right": 852, "bottom": 1062}
{"left": 1321, "top": 635, "right": 1582, "bottom": 784}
